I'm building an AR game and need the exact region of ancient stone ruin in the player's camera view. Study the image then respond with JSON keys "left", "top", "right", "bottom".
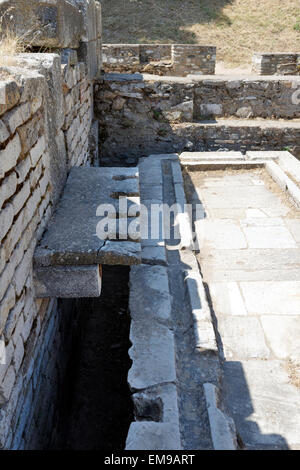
{"left": 0, "top": 0, "right": 300, "bottom": 451}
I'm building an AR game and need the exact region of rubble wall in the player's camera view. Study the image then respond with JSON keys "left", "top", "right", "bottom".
{"left": 102, "top": 44, "right": 216, "bottom": 76}
{"left": 252, "top": 53, "right": 300, "bottom": 76}
{"left": 95, "top": 74, "right": 300, "bottom": 165}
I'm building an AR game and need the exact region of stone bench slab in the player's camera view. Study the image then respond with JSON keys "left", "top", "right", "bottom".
{"left": 34, "top": 167, "right": 141, "bottom": 268}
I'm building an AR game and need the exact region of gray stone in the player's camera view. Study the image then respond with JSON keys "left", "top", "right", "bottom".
{"left": 130, "top": 265, "right": 172, "bottom": 324}
{"left": 285, "top": 219, "right": 300, "bottom": 243}
{"left": 126, "top": 422, "right": 181, "bottom": 450}
{"left": 240, "top": 281, "right": 300, "bottom": 315}
{"left": 0, "top": 0, "right": 84, "bottom": 49}
{"left": 201, "top": 248, "right": 300, "bottom": 282}
{"left": 209, "top": 282, "right": 247, "bottom": 316}
{"left": 200, "top": 186, "right": 285, "bottom": 210}
{"left": 33, "top": 265, "right": 102, "bottom": 298}
{"left": 243, "top": 225, "right": 297, "bottom": 249}
{"left": 204, "top": 383, "right": 237, "bottom": 450}
{"left": 261, "top": 316, "right": 300, "bottom": 360}
{"left": 133, "top": 383, "right": 180, "bottom": 425}
{"left": 141, "top": 245, "right": 167, "bottom": 266}
{"left": 128, "top": 319, "right": 176, "bottom": 390}
{"left": 34, "top": 167, "right": 142, "bottom": 267}
{"left": 195, "top": 219, "right": 247, "bottom": 250}
{"left": 223, "top": 360, "right": 300, "bottom": 449}
{"left": 218, "top": 317, "right": 270, "bottom": 360}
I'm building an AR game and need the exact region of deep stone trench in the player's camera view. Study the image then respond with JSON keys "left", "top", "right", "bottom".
{"left": 50, "top": 266, "right": 133, "bottom": 450}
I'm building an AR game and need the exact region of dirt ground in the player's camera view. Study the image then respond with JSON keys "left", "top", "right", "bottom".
{"left": 101, "top": 0, "right": 300, "bottom": 68}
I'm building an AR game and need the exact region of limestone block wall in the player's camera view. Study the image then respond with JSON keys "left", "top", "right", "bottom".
{"left": 252, "top": 53, "right": 300, "bottom": 76}
{"left": 102, "top": 44, "right": 216, "bottom": 76}
{"left": 0, "top": 51, "right": 96, "bottom": 449}
{"left": 61, "top": 53, "right": 95, "bottom": 169}
{"left": 95, "top": 74, "right": 300, "bottom": 165}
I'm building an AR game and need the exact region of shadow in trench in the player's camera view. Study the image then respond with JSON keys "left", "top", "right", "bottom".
{"left": 51, "top": 266, "right": 133, "bottom": 450}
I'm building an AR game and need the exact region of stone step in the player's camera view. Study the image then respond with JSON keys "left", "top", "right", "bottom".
{"left": 34, "top": 167, "right": 142, "bottom": 298}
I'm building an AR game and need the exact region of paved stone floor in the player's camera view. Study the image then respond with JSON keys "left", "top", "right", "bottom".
{"left": 185, "top": 168, "right": 300, "bottom": 450}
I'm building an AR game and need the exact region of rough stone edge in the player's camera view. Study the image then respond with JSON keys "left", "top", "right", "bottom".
{"left": 204, "top": 383, "right": 237, "bottom": 450}
{"left": 265, "top": 160, "right": 300, "bottom": 208}
{"left": 126, "top": 218, "right": 182, "bottom": 449}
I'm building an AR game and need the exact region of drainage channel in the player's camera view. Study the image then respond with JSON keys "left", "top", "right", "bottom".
{"left": 50, "top": 266, "right": 133, "bottom": 450}
{"left": 162, "top": 161, "right": 218, "bottom": 450}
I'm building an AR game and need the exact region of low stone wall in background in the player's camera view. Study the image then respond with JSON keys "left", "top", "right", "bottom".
{"left": 95, "top": 74, "right": 300, "bottom": 165}
{"left": 252, "top": 53, "right": 300, "bottom": 75}
{"left": 102, "top": 44, "right": 216, "bottom": 76}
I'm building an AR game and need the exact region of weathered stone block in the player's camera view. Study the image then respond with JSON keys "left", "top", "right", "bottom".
{"left": 0, "top": 203, "right": 14, "bottom": 243}
{"left": 2, "top": 102, "right": 31, "bottom": 135}
{"left": 0, "top": 80, "right": 20, "bottom": 115}
{"left": 0, "top": 172, "right": 17, "bottom": 210}
{"left": 0, "top": 365, "right": 15, "bottom": 405}
{"left": 33, "top": 264, "right": 102, "bottom": 298}
{"left": 0, "top": 133, "right": 21, "bottom": 178}
{"left": 126, "top": 422, "right": 181, "bottom": 450}
{"left": 0, "top": 0, "right": 84, "bottom": 49}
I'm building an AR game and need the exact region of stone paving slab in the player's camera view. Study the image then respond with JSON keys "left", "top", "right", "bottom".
{"left": 199, "top": 186, "right": 287, "bottom": 210}
{"left": 285, "top": 219, "right": 300, "bottom": 243}
{"left": 197, "top": 174, "right": 265, "bottom": 188}
{"left": 34, "top": 167, "right": 142, "bottom": 266}
{"left": 240, "top": 281, "right": 300, "bottom": 315}
{"left": 195, "top": 219, "right": 247, "bottom": 250}
{"left": 183, "top": 157, "right": 300, "bottom": 449}
{"left": 261, "top": 316, "right": 300, "bottom": 360}
{"left": 243, "top": 225, "right": 297, "bottom": 248}
{"left": 209, "top": 282, "right": 247, "bottom": 316}
{"left": 218, "top": 317, "right": 270, "bottom": 360}
{"left": 201, "top": 249, "right": 300, "bottom": 282}
{"left": 223, "top": 360, "right": 300, "bottom": 449}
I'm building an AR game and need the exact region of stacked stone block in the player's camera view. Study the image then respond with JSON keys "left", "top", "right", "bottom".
{"left": 0, "top": 71, "right": 54, "bottom": 448}
{"left": 0, "top": 48, "right": 96, "bottom": 449}
{"left": 102, "top": 44, "right": 216, "bottom": 76}
{"left": 61, "top": 53, "right": 94, "bottom": 169}
{"left": 252, "top": 53, "right": 300, "bottom": 76}
{"left": 95, "top": 74, "right": 300, "bottom": 165}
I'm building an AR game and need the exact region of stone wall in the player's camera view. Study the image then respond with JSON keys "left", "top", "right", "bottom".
{"left": 252, "top": 53, "right": 300, "bottom": 76}
{"left": 95, "top": 74, "right": 300, "bottom": 165}
{"left": 0, "top": 50, "right": 96, "bottom": 449}
{"left": 193, "top": 76, "right": 300, "bottom": 120}
{"left": 0, "top": 0, "right": 102, "bottom": 80}
{"left": 102, "top": 44, "right": 216, "bottom": 76}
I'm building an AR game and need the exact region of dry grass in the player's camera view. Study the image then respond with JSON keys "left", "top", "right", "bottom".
{"left": 0, "top": 7, "right": 26, "bottom": 68}
{"left": 0, "top": 28, "right": 26, "bottom": 67}
{"left": 101, "top": 0, "right": 300, "bottom": 67}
